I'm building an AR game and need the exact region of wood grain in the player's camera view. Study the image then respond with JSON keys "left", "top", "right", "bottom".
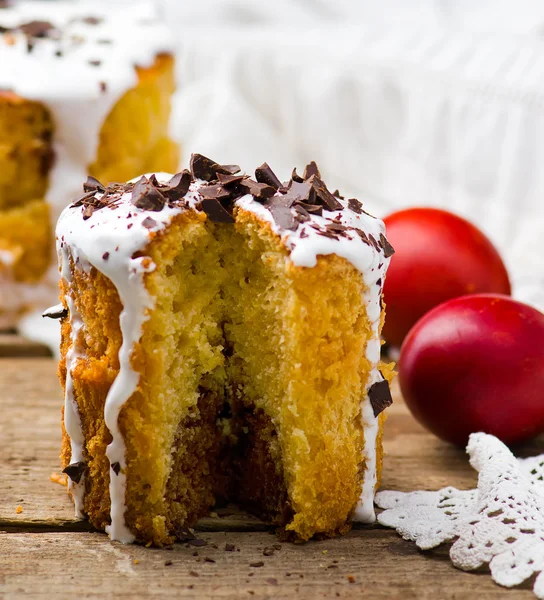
{"left": 0, "top": 530, "right": 533, "bottom": 599}
{"left": 0, "top": 354, "right": 539, "bottom": 598}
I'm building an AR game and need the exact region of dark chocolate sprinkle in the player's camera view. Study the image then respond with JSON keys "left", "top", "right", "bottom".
{"left": 269, "top": 204, "right": 297, "bottom": 231}
{"left": 201, "top": 199, "right": 235, "bottom": 223}
{"left": 164, "top": 170, "right": 192, "bottom": 199}
{"left": 62, "top": 461, "right": 86, "bottom": 484}
{"left": 255, "top": 163, "right": 282, "bottom": 189}
{"left": 217, "top": 172, "right": 245, "bottom": 187}
{"left": 221, "top": 164, "right": 242, "bottom": 175}
{"left": 250, "top": 561, "right": 265, "bottom": 568}
{"left": 83, "top": 176, "right": 105, "bottom": 193}
{"left": 82, "top": 204, "right": 94, "bottom": 220}
{"left": 310, "top": 176, "right": 343, "bottom": 211}
{"left": 379, "top": 233, "right": 395, "bottom": 258}
{"left": 291, "top": 168, "right": 303, "bottom": 183}
{"left": 18, "top": 20, "right": 55, "bottom": 38}
{"left": 368, "top": 378, "right": 393, "bottom": 417}
{"left": 82, "top": 16, "right": 103, "bottom": 25}
{"left": 42, "top": 304, "right": 68, "bottom": 320}
{"left": 142, "top": 217, "right": 158, "bottom": 229}
{"left": 111, "top": 462, "right": 121, "bottom": 475}
{"left": 348, "top": 198, "right": 363, "bottom": 214}
{"left": 303, "top": 161, "right": 320, "bottom": 180}
{"left": 200, "top": 184, "right": 232, "bottom": 202}
{"left": 238, "top": 179, "right": 276, "bottom": 201}
{"left": 188, "top": 538, "right": 207, "bottom": 547}
{"left": 190, "top": 153, "right": 239, "bottom": 181}
{"left": 131, "top": 176, "right": 166, "bottom": 211}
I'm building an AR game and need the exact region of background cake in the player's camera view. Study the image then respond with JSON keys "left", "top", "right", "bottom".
{"left": 54, "top": 155, "right": 394, "bottom": 545}
{"left": 0, "top": 1, "right": 179, "bottom": 328}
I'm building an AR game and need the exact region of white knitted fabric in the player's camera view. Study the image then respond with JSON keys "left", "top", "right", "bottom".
{"left": 376, "top": 433, "right": 544, "bottom": 598}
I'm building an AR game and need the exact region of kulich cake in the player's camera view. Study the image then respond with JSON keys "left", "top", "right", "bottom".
{"left": 53, "top": 155, "right": 395, "bottom": 545}
{"left": 0, "top": 1, "right": 179, "bottom": 327}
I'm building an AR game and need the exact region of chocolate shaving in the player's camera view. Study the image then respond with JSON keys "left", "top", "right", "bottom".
{"left": 333, "top": 189, "right": 344, "bottom": 199}
{"left": 310, "top": 176, "right": 343, "bottom": 211}
{"left": 368, "top": 378, "right": 393, "bottom": 417}
{"left": 200, "top": 184, "right": 232, "bottom": 202}
{"left": 221, "top": 164, "right": 241, "bottom": 175}
{"left": 63, "top": 461, "right": 86, "bottom": 484}
{"left": 255, "top": 163, "right": 282, "bottom": 189}
{"left": 201, "top": 198, "right": 235, "bottom": 223}
{"left": 131, "top": 176, "right": 166, "bottom": 211}
{"left": 111, "top": 462, "right": 121, "bottom": 475}
{"left": 379, "top": 233, "right": 395, "bottom": 258}
{"left": 348, "top": 198, "right": 363, "bottom": 214}
{"left": 83, "top": 176, "right": 105, "bottom": 193}
{"left": 190, "top": 153, "right": 239, "bottom": 181}
{"left": 284, "top": 180, "right": 313, "bottom": 204}
{"left": 296, "top": 201, "right": 322, "bottom": 216}
{"left": 303, "top": 161, "right": 321, "bottom": 179}
{"left": 291, "top": 168, "right": 303, "bottom": 183}
{"left": 18, "top": 20, "right": 55, "bottom": 38}
{"left": 164, "top": 170, "right": 192, "bottom": 199}
{"left": 82, "top": 16, "right": 103, "bottom": 25}
{"left": 238, "top": 179, "right": 276, "bottom": 201}
{"left": 269, "top": 205, "right": 297, "bottom": 231}
{"left": 82, "top": 205, "right": 94, "bottom": 220}
{"left": 293, "top": 204, "right": 311, "bottom": 222}
{"left": 217, "top": 172, "right": 245, "bottom": 187}
{"left": 142, "top": 217, "right": 158, "bottom": 229}
{"left": 42, "top": 304, "right": 68, "bottom": 320}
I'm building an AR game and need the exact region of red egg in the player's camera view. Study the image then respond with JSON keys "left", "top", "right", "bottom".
{"left": 399, "top": 294, "right": 544, "bottom": 446}
{"left": 382, "top": 207, "right": 511, "bottom": 347}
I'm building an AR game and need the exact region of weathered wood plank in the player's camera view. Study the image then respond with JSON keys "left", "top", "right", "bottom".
{"left": 0, "top": 530, "right": 532, "bottom": 599}
{"left": 0, "top": 357, "right": 481, "bottom": 531}
{"left": 0, "top": 333, "right": 51, "bottom": 358}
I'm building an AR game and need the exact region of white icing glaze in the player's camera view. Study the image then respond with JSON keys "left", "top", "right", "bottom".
{"left": 0, "top": 1, "right": 174, "bottom": 319}
{"left": 58, "top": 250, "right": 86, "bottom": 518}
{"left": 56, "top": 170, "right": 391, "bottom": 540}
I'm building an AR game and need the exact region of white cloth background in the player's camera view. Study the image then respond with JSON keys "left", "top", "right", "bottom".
{"left": 163, "top": 0, "right": 544, "bottom": 310}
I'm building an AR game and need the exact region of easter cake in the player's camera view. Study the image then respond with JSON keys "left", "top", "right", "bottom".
{"left": 52, "top": 155, "right": 395, "bottom": 545}
{"left": 0, "top": 1, "right": 179, "bottom": 327}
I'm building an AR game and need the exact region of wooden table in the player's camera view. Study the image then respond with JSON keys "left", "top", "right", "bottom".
{"left": 0, "top": 333, "right": 538, "bottom": 599}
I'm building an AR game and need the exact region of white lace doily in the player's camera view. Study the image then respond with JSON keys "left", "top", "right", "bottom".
{"left": 376, "top": 433, "right": 544, "bottom": 598}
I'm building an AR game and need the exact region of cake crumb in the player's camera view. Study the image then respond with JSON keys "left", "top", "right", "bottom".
{"left": 50, "top": 472, "right": 67, "bottom": 486}
{"left": 16, "top": 505, "right": 23, "bottom": 514}
{"left": 348, "top": 575, "right": 356, "bottom": 583}
{"left": 263, "top": 546, "right": 275, "bottom": 556}
{"left": 133, "top": 559, "right": 139, "bottom": 565}
{"left": 189, "top": 571, "right": 199, "bottom": 577}
{"left": 250, "top": 561, "right": 264, "bottom": 568}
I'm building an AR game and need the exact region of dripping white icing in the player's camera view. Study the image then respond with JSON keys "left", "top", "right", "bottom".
{"left": 0, "top": 1, "right": 174, "bottom": 322}
{"left": 58, "top": 248, "right": 86, "bottom": 518}
{"left": 57, "top": 172, "right": 391, "bottom": 540}
{"left": 57, "top": 174, "right": 192, "bottom": 542}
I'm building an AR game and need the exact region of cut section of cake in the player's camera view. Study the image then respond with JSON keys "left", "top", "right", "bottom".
{"left": 0, "top": 1, "right": 179, "bottom": 327}
{"left": 53, "top": 156, "right": 395, "bottom": 545}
